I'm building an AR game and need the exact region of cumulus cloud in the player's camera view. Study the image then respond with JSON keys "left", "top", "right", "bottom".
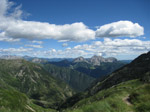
{"left": 0, "top": 0, "right": 144, "bottom": 43}
{"left": 0, "top": 38, "right": 149, "bottom": 59}
{"left": 1, "top": 20, "right": 95, "bottom": 42}
{"left": 0, "top": 0, "right": 148, "bottom": 59}
{"left": 21, "top": 38, "right": 149, "bottom": 58}
{"left": 45, "top": 38, "right": 150, "bottom": 58}
{"left": 96, "top": 21, "right": 144, "bottom": 38}
{"left": 0, "top": 0, "right": 95, "bottom": 42}
{"left": 31, "top": 40, "right": 43, "bottom": 44}
{"left": 0, "top": 47, "right": 33, "bottom": 55}
{"left": 62, "top": 43, "right": 68, "bottom": 47}
{"left": 0, "top": 32, "right": 20, "bottom": 42}
{"left": 73, "top": 38, "right": 150, "bottom": 56}
{"left": 25, "top": 44, "right": 43, "bottom": 48}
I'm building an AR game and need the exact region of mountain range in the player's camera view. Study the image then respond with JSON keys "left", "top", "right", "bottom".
{"left": 73, "top": 55, "right": 117, "bottom": 66}
{"left": 60, "top": 51, "right": 150, "bottom": 112}
{"left": 50, "top": 55, "right": 126, "bottom": 78}
{"left": 0, "top": 52, "right": 150, "bottom": 112}
{"left": 0, "top": 59, "right": 74, "bottom": 109}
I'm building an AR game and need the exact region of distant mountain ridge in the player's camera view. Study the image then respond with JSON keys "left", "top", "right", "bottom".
{"left": 0, "top": 55, "right": 128, "bottom": 80}
{"left": 59, "top": 51, "right": 150, "bottom": 110}
{"left": 88, "top": 51, "right": 150, "bottom": 95}
{"left": 73, "top": 55, "right": 117, "bottom": 66}
{"left": 0, "top": 55, "right": 129, "bottom": 65}
{"left": 50, "top": 55, "right": 125, "bottom": 78}
{"left": 73, "top": 56, "right": 88, "bottom": 63}
{"left": 0, "top": 52, "right": 149, "bottom": 112}
{"left": 0, "top": 55, "right": 22, "bottom": 60}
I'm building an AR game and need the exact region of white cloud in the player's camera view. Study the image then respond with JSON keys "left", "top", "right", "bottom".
{"left": 25, "top": 44, "right": 43, "bottom": 48}
{"left": 0, "top": 0, "right": 148, "bottom": 59}
{"left": 0, "top": 47, "right": 33, "bottom": 55}
{"left": 51, "top": 49, "right": 56, "bottom": 52}
{"left": 0, "top": 31, "right": 20, "bottom": 42}
{"left": 103, "top": 38, "right": 143, "bottom": 46}
{"left": 0, "top": 0, "right": 95, "bottom": 42}
{"left": 96, "top": 21, "right": 144, "bottom": 38}
{"left": 41, "top": 38, "right": 150, "bottom": 58}
{"left": 31, "top": 40, "right": 43, "bottom": 44}
{"left": 62, "top": 43, "right": 68, "bottom": 47}
{"left": 1, "top": 20, "right": 95, "bottom": 42}
{"left": 1, "top": 38, "right": 149, "bottom": 59}
{"left": 142, "top": 37, "right": 146, "bottom": 39}
{"left": 0, "top": 0, "right": 10, "bottom": 16}
{"left": 0, "top": 0, "right": 144, "bottom": 43}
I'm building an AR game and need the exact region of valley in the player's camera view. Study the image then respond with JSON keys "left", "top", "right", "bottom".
{"left": 0, "top": 52, "right": 150, "bottom": 112}
{"left": 0, "top": 0, "right": 149, "bottom": 111}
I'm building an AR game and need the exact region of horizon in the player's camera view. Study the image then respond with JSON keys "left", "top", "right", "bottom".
{"left": 0, "top": 0, "right": 150, "bottom": 60}
{"left": 1, "top": 52, "right": 147, "bottom": 60}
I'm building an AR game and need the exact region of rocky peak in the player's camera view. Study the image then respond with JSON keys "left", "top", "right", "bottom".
{"left": 88, "top": 51, "right": 150, "bottom": 95}
{"left": 73, "top": 55, "right": 118, "bottom": 66}
{"left": 73, "top": 56, "right": 88, "bottom": 63}
{"left": 89, "top": 55, "right": 117, "bottom": 66}
{"left": 89, "top": 55, "right": 105, "bottom": 66}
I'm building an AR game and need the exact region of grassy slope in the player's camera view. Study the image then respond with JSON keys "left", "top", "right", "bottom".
{"left": 64, "top": 79, "right": 150, "bottom": 112}
{"left": 0, "top": 80, "right": 56, "bottom": 112}
{"left": 43, "top": 63, "right": 95, "bottom": 91}
{"left": 0, "top": 59, "right": 73, "bottom": 108}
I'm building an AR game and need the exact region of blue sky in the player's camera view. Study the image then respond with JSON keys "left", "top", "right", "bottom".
{"left": 0, "top": 0, "right": 150, "bottom": 60}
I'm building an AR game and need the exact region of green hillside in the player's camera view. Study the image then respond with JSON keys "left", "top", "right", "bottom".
{"left": 49, "top": 60, "right": 126, "bottom": 78}
{"left": 0, "top": 52, "right": 150, "bottom": 111}
{"left": 0, "top": 59, "right": 74, "bottom": 108}
{"left": 43, "top": 63, "right": 95, "bottom": 91}
{"left": 64, "top": 79, "right": 150, "bottom": 112}
{"left": 0, "top": 80, "right": 56, "bottom": 112}
{"left": 60, "top": 51, "right": 150, "bottom": 112}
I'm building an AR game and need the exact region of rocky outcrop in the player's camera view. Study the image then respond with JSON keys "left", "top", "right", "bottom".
{"left": 73, "top": 56, "right": 89, "bottom": 63}
{"left": 73, "top": 55, "right": 117, "bottom": 66}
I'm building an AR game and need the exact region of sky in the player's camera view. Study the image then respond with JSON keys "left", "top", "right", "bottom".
{"left": 0, "top": 0, "right": 150, "bottom": 60}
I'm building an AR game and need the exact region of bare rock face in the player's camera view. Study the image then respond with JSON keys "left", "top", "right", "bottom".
{"left": 89, "top": 55, "right": 105, "bottom": 66}
{"left": 73, "top": 56, "right": 88, "bottom": 63}
{"left": 88, "top": 55, "right": 117, "bottom": 66}
{"left": 89, "top": 51, "right": 150, "bottom": 95}
{"left": 73, "top": 55, "right": 117, "bottom": 66}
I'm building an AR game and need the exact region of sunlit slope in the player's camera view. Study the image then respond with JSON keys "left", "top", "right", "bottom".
{"left": 0, "top": 79, "right": 56, "bottom": 112}
{"left": 65, "top": 79, "right": 150, "bottom": 112}
{"left": 0, "top": 59, "right": 73, "bottom": 108}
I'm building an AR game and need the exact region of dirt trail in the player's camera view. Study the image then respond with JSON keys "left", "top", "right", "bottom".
{"left": 26, "top": 105, "right": 36, "bottom": 112}
{"left": 123, "top": 95, "right": 132, "bottom": 106}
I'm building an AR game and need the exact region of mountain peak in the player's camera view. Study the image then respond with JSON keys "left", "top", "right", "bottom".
{"left": 89, "top": 55, "right": 117, "bottom": 66}
{"left": 89, "top": 51, "right": 150, "bottom": 95}
{"left": 73, "top": 55, "right": 118, "bottom": 65}
{"left": 0, "top": 55, "right": 22, "bottom": 60}
{"left": 73, "top": 56, "right": 88, "bottom": 63}
{"left": 89, "top": 55, "right": 105, "bottom": 65}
